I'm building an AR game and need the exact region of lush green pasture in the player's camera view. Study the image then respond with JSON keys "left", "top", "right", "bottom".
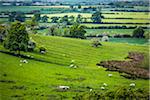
{"left": 103, "top": 12, "right": 149, "bottom": 19}
{"left": 81, "top": 23, "right": 148, "bottom": 27}
{"left": 0, "top": 35, "right": 149, "bottom": 99}
{"left": 86, "top": 29, "right": 134, "bottom": 35}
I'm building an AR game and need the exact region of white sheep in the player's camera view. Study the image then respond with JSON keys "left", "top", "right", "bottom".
{"left": 101, "top": 86, "right": 105, "bottom": 90}
{"left": 103, "top": 83, "right": 108, "bottom": 87}
{"left": 40, "top": 51, "right": 46, "bottom": 54}
{"left": 130, "top": 83, "right": 135, "bottom": 87}
{"left": 90, "top": 89, "right": 93, "bottom": 92}
{"left": 108, "top": 74, "right": 112, "bottom": 77}
{"left": 23, "top": 59, "right": 28, "bottom": 63}
{"left": 58, "top": 86, "right": 70, "bottom": 90}
{"left": 69, "top": 64, "right": 74, "bottom": 68}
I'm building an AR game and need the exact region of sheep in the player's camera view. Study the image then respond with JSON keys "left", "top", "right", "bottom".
{"left": 58, "top": 86, "right": 70, "bottom": 90}
{"left": 103, "top": 83, "right": 108, "bottom": 87}
{"left": 100, "top": 86, "right": 105, "bottom": 90}
{"left": 90, "top": 89, "right": 93, "bottom": 92}
{"left": 40, "top": 51, "right": 46, "bottom": 54}
{"left": 130, "top": 83, "right": 135, "bottom": 87}
{"left": 69, "top": 64, "right": 74, "bottom": 68}
{"left": 108, "top": 74, "right": 113, "bottom": 77}
{"left": 20, "top": 60, "right": 28, "bottom": 63}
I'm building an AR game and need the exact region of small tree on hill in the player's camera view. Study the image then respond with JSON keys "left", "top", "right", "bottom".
{"left": 41, "top": 15, "right": 49, "bottom": 23}
{"left": 51, "top": 17, "right": 59, "bottom": 23}
{"left": 4, "top": 22, "right": 29, "bottom": 54}
{"left": 132, "top": 27, "right": 145, "bottom": 38}
{"left": 69, "top": 23, "right": 86, "bottom": 39}
{"left": 33, "top": 13, "right": 41, "bottom": 22}
{"left": 91, "top": 8, "right": 103, "bottom": 23}
{"left": 91, "top": 38, "right": 102, "bottom": 47}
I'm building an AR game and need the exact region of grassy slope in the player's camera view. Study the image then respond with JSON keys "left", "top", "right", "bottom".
{"left": 0, "top": 35, "right": 149, "bottom": 99}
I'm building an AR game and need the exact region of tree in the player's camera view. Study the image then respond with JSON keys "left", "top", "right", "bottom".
{"left": 91, "top": 9, "right": 103, "bottom": 23}
{"left": 70, "top": 5, "right": 74, "bottom": 9}
{"left": 69, "top": 23, "right": 86, "bottom": 39}
{"left": 33, "top": 13, "right": 41, "bottom": 22}
{"left": 132, "top": 27, "right": 145, "bottom": 38}
{"left": 41, "top": 15, "right": 49, "bottom": 23}
{"left": 60, "top": 15, "right": 69, "bottom": 25}
{"left": 4, "top": 22, "right": 29, "bottom": 54}
{"left": 0, "top": 25, "right": 7, "bottom": 43}
{"left": 51, "top": 17, "right": 59, "bottom": 23}
{"left": 8, "top": 12, "right": 16, "bottom": 22}
{"left": 69, "top": 15, "right": 75, "bottom": 25}
{"left": 46, "top": 25, "right": 61, "bottom": 36}
{"left": 15, "top": 13, "right": 26, "bottom": 22}
{"left": 76, "top": 14, "right": 83, "bottom": 23}
{"left": 91, "top": 38, "right": 102, "bottom": 47}
{"left": 78, "top": 5, "right": 82, "bottom": 9}
{"left": 8, "top": 12, "right": 26, "bottom": 22}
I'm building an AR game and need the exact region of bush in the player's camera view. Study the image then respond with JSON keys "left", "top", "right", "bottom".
{"left": 39, "top": 47, "right": 46, "bottom": 54}
{"left": 132, "top": 27, "right": 145, "bottom": 38}
{"left": 27, "top": 40, "right": 36, "bottom": 52}
{"left": 91, "top": 38, "right": 102, "bottom": 47}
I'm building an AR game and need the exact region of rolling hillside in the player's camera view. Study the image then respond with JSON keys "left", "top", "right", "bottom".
{"left": 0, "top": 35, "right": 149, "bottom": 99}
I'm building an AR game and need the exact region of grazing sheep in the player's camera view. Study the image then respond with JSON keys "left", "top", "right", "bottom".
{"left": 100, "top": 86, "right": 105, "bottom": 90}
{"left": 103, "top": 83, "right": 108, "bottom": 87}
{"left": 108, "top": 74, "right": 113, "bottom": 77}
{"left": 130, "top": 83, "right": 135, "bottom": 87}
{"left": 40, "top": 51, "right": 46, "bottom": 54}
{"left": 20, "top": 60, "right": 28, "bottom": 63}
{"left": 58, "top": 86, "right": 70, "bottom": 90}
{"left": 69, "top": 64, "right": 74, "bottom": 68}
{"left": 90, "top": 89, "right": 93, "bottom": 92}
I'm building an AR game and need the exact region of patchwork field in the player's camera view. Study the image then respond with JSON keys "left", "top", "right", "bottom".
{"left": 0, "top": 34, "right": 149, "bottom": 99}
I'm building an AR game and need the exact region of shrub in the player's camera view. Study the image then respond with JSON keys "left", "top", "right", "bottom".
{"left": 91, "top": 38, "right": 102, "bottom": 47}
{"left": 132, "top": 27, "right": 145, "bottom": 38}
{"left": 39, "top": 47, "right": 46, "bottom": 54}
{"left": 27, "top": 40, "right": 36, "bottom": 52}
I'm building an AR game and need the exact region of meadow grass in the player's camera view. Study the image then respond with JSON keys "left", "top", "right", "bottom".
{"left": 0, "top": 35, "right": 149, "bottom": 99}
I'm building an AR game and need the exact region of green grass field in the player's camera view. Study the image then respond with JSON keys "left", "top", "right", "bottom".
{"left": 0, "top": 34, "right": 149, "bottom": 99}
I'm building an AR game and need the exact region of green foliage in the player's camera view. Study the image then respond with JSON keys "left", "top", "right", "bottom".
{"left": 3, "top": 22, "right": 29, "bottom": 54}
{"left": 8, "top": 12, "right": 26, "bottom": 22}
{"left": 76, "top": 14, "right": 83, "bottom": 23}
{"left": 91, "top": 38, "right": 102, "bottom": 47}
{"left": 69, "top": 23, "right": 86, "bottom": 39}
{"left": 132, "top": 27, "right": 145, "bottom": 38}
{"left": 27, "top": 40, "right": 36, "bottom": 52}
{"left": 33, "top": 13, "right": 41, "bottom": 22}
{"left": 78, "top": 5, "right": 82, "bottom": 9}
{"left": 46, "top": 25, "right": 62, "bottom": 36}
{"left": 144, "top": 32, "right": 150, "bottom": 39}
{"left": 91, "top": 10, "right": 103, "bottom": 23}
{"left": 0, "top": 25, "right": 7, "bottom": 43}
{"left": 51, "top": 17, "right": 59, "bottom": 23}
{"left": 39, "top": 46, "right": 46, "bottom": 53}
{"left": 41, "top": 15, "right": 49, "bottom": 23}
{"left": 60, "top": 15, "right": 69, "bottom": 25}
